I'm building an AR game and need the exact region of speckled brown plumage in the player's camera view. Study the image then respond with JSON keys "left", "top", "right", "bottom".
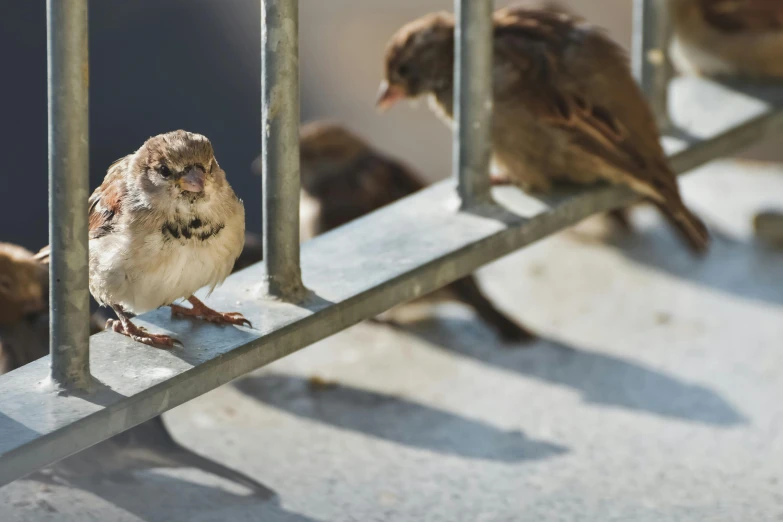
{"left": 378, "top": 7, "right": 710, "bottom": 254}
{"left": 671, "top": 0, "right": 783, "bottom": 77}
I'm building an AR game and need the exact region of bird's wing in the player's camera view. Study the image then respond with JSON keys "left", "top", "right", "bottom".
{"left": 364, "top": 154, "right": 425, "bottom": 204}
{"left": 88, "top": 156, "right": 129, "bottom": 240}
{"left": 494, "top": 10, "right": 670, "bottom": 191}
{"left": 700, "top": 0, "right": 783, "bottom": 33}
{"left": 33, "top": 156, "right": 130, "bottom": 262}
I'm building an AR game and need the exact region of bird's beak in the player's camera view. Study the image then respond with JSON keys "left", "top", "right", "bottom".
{"left": 375, "top": 81, "right": 405, "bottom": 113}
{"left": 179, "top": 166, "right": 206, "bottom": 193}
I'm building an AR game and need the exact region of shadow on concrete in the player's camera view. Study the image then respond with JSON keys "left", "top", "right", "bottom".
{"left": 235, "top": 373, "right": 568, "bottom": 463}
{"left": 402, "top": 317, "right": 746, "bottom": 427}
{"left": 19, "top": 472, "right": 313, "bottom": 522}
{"left": 586, "top": 214, "right": 783, "bottom": 309}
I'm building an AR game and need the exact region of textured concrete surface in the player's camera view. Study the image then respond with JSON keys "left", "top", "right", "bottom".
{"left": 1, "top": 160, "right": 783, "bottom": 520}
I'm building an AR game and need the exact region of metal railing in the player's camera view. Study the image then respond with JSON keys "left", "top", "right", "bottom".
{"left": 260, "top": 0, "right": 308, "bottom": 301}
{"left": 0, "top": 0, "right": 781, "bottom": 486}
{"left": 47, "top": 0, "right": 92, "bottom": 391}
{"left": 633, "top": 0, "right": 674, "bottom": 129}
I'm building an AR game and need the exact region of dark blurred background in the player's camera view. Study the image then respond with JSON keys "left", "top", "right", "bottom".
{"left": 0, "top": 0, "right": 777, "bottom": 251}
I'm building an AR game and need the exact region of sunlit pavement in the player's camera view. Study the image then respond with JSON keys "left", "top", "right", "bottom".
{"left": 2, "top": 159, "right": 782, "bottom": 522}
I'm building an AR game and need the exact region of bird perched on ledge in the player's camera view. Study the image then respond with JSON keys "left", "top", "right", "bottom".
{"left": 377, "top": 6, "right": 710, "bottom": 254}
{"left": 670, "top": 0, "right": 783, "bottom": 78}
{"left": 36, "top": 130, "right": 250, "bottom": 348}
{"left": 292, "top": 121, "right": 535, "bottom": 344}
{"left": 0, "top": 243, "right": 272, "bottom": 496}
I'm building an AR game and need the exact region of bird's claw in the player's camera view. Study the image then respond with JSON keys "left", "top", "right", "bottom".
{"left": 106, "top": 319, "right": 181, "bottom": 349}
{"left": 170, "top": 302, "right": 252, "bottom": 328}
{"left": 200, "top": 310, "right": 252, "bottom": 327}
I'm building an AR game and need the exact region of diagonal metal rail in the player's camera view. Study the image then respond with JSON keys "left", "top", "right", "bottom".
{"left": 0, "top": 76, "right": 781, "bottom": 486}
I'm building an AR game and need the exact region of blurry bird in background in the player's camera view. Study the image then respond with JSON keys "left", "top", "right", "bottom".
{"left": 667, "top": 0, "right": 783, "bottom": 243}
{"left": 0, "top": 243, "right": 49, "bottom": 374}
{"left": 285, "top": 121, "right": 535, "bottom": 344}
{"left": 377, "top": 6, "right": 710, "bottom": 255}
{"left": 753, "top": 209, "right": 783, "bottom": 247}
{"left": 669, "top": 0, "right": 783, "bottom": 78}
{"left": 0, "top": 243, "right": 273, "bottom": 497}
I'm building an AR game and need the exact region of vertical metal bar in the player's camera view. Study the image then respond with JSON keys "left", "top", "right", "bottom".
{"left": 47, "top": 0, "right": 92, "bottom": 390}
{"left": 260, "top": 0, "right": 307, "bottom": 301}
{"left": 632, "top": 0, "right": 673, "bottom": 129}
{"left": 453, "top": 0, "right": 493, "bottom": 208}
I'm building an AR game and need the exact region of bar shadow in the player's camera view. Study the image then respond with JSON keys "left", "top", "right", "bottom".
{"left": 18, "top": 473, "right": 313, "bottom": 522}
{"left": 0, "top": 412, "right": 40, "bottom": 446}
{"left": 234, "top": 373, "right": 568, "bottom": 463}
{"left": 400, "top": 317, "right": 746, "bottom": 427}
{"left": 74, "top": 380, "right": 130, "bottom": 408}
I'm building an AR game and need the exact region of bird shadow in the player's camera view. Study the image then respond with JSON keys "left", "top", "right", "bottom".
{"left": 234, "top": 373, "right": 568, "bottom": 463}
{"left": 19, "top": 472, "right": 313, "bottom": 522}
{"left": 591, "top": 216, "right": 783, "bottom": 308}
{"left": 400, "top": 317, "right": 746, "bottom": 427}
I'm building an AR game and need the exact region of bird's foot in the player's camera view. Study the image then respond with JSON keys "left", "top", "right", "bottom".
{"left": 106, "top": 319, "right": 181, "bottom": 349}
{"left": 171, "top": 296, "right": 252, "bottom": 327}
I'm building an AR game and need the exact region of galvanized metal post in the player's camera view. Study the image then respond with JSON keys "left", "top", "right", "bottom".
{"left": 47, "top": 0, "right": 92, "bottom": 390}
{"left": 633, "top": 0, "right": 673, "bottom": 129}
{"left": 260, "top": 0, "right": 307, "bottom": 301}
{"left": 453, "top": 0, "right": 494, "bottom": 208}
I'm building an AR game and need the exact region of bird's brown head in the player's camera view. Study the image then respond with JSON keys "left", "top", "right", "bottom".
{"left": 377, "top": 12, "right": 455, "bottom": 112}
{"left": 0, "top": 243, "right": 47, "bottom": 328}
{"left": 298, "top": 122, "right": 373, "bottom": 197}
{"left": 135, "top": 130, "right": 220, "bottom": 204}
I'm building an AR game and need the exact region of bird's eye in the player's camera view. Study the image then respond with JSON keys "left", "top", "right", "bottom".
{"left": 397, "top": 64, "right": 409, "bottom": 77}
{"left": 158, "top": 164, "right": 172, "bottom": 177}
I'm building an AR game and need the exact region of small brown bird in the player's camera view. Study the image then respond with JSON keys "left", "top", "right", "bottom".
{"left": 36, "top": 130, "right": 250, "bottom": 348}
{"left": 670, "top": 0, "right": 783, "bottom": 78}
{"left": 0, "top": 243, "right": 48, "bottom": 374}
{"left": 753, "top": 209, "right": 783, "bottom": 246}
{"left": 377, "top": 7, "right": 710, "bottom": 254}
{"left": 296, "top": 121, "right": 535, "bottom": 343}
{"left": 0, "top": 246, "right": 272, "bottom": 496}
{"left": 0, "top": 243, "right": 47, "bottom": 329}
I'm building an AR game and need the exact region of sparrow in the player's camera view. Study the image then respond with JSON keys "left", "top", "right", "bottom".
{"left": 753, "top": 209, "right": 783, "bottom": 246}
{"left": 669, "top": 0, "right": 783, "bottom": 78}
{"left": 377, "top": 7, "right": 710, "bottom": 254}
{"left": 0, "top": 248, "right": 272, "bottom": 496}
{"left": 36, "top": 130, "right": 250, "bottom": 348}
{"left": 0, "top": 243, "right": 48, "bottom": 374}
{"left": 296, "top": 121, "right": 535, "bottom": 343}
